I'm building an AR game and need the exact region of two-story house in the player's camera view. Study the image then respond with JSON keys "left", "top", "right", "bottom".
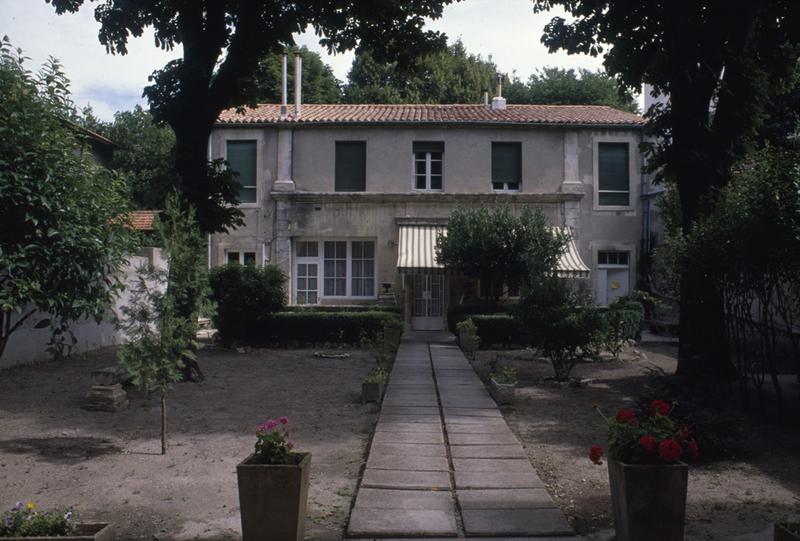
{"left": 209, "top": 83, "right": 646, "bottom": 330}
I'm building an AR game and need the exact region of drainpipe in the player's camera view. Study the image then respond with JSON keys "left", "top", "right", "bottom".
{"left": 280, "top": 53, "right": 288, "bottom": 118}
{"left": 294, "top": 51, "right": 302, "bottom": 117}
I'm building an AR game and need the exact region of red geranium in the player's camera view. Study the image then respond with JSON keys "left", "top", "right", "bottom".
{"left": 650, "top": 399, "right": 671, "bottom": 416}
{"left": 615, "top": 409, "right": 637, "bottom": 425}
{"left": 589, "top": 445, "right": 604, "bottom": 465}
{"left": 639, "top": 435, "right": 657, "bottom": 453}
{"left": 686, "top": 439, "right": 700, "bottom": 460}
{"left": 658, "top": 438, "right": 683, "bottom": 463}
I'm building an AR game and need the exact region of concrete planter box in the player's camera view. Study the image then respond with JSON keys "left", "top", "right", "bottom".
{"left": 362, "top": 381, "right": 385, "bottom": 404}
{"left": 775, "top": 524, "right": 800, "bottom": 541}
{"left": 383, "top": 326, "right": 402, "bottom": 348}
{"left": 608, "top": 458, "right": 688, "bottom": 541}
{"left": 488, "top": 378, "right": 515, "bottom": 406}
{"left": 3, "top": 523, "right": 114, "bottom": 541}
{"left": 459, "top": 331, "right": 477, "bottom": 353}
{"left": 237, "top": 452, "right": 311, "bottom": 541}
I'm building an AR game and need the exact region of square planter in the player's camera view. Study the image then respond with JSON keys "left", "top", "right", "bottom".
{"left": 608, "top": 458, "right": 688, "bottom": 541}
{"left": 488, "top": 378, "right": 515, "bottom": 406}
{"left": 776, "top": 523, "right": 800, "bottom": 541}
{"left": 3, "top": 523, "right": 114, "bottom": 541}
{"left": 383, "top": 326, "right": 402, "bottom": 348}
{"left": 362, "top": 381, "right": 385, "bottom": 404}
{"left": 237, "top": 452, "right": 311, "bottom": 541}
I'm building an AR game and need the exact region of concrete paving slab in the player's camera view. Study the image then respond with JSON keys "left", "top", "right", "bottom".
{"left": 454, "top": 471, "right": 544, "bottom": 489}
{"left": 461, "top": 508, "right": 573, "bottom": 536}
{"left": 372, "top": 431, "right": 444, "bottom": 445}
{"left": 353, "top": 488, "right": 454, "bottom": 510}
{"left": 457, "top": 488, "right": 556, "bottom": 510}
{"left": 367, "top": 454, "right": 450, "bottom": 472}
{"left": 348, "top": 508, "right": 458, "bottom": 538}
{"left": 380, "top": 414, "right": 443, "bottom": 424}
{"left": 376, "top": 422, "right": 442, "bottom": 433}
{"left": 370, "top": 442, "right": 447, "bottom": 457}
{"left": 451, "top": 458, "right": 535, "bottom": 473}
{"left": 450, "top": 444, "right": 528, "bottom": 459}
{"left": 361, "top": 468, "right": 452, "bottom": 490}
{"left": 442, "top": 407, "right": 503, "bottom": 418}
{"left": 444, "top": 415, "right": 509, "bottom": 425}
{"left": 448, "top": 432, "right": 520, "bottom": 445}
{"left": 380, "top": 406, "right": 440, "bottom": 416}
{"left": 445, "top": 423, "right": 515, "bottom": 434}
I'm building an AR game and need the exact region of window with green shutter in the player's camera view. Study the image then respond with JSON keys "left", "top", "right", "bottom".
{"left": 335, "top": 141, "right": 366, "bottom": 191}
{"left": 491, "top": 142, "right": 521, "bottom": 191}
{"left": 598, "top": 142, "right": 630, "bottom": 206}
{"left": 226, "top": 140, "right": 257, "bottom": 203}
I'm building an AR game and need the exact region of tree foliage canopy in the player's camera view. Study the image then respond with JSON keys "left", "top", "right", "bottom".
{"left": 0, "top": 38, "right": 135, "bottom": 360}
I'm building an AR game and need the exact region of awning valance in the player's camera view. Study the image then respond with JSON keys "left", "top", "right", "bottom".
{"left": 397, "top": 224, "right": 590, "bottom": 277}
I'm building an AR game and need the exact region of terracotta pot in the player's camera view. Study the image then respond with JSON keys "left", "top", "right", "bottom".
{"left": 775, "top": 523, "right": 800, "bottom": 541}
{"left": 362, "top": 381, "right": 384, "bottom": 403}
{"left": 489, "top": 378, "right": 515, "bottom": 405}
{"left": 607, "top": 458, "right": 688, "bottom": 541}
{"left": 3, "top": 523, "right": 114, "bottom": 541}
{"left": 236, "top": 452, "right": 311, "bottom": 541}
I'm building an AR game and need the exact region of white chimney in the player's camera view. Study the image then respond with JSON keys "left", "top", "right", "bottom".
{"left": 482, "top": 90, "right": 489, "bottom": 107}
{"left": 280, "top": 53, "right": 288, "bottom": 118}
{"left": 491, "top": 73, "right": 506, "bottom": 110}
{"left": 294, "top": 51, "right": 302, "bottom": 117}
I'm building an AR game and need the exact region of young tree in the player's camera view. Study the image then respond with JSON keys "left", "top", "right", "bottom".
{"left": 47, "top": 0, "right": 459, "bottom": 234}
{"left": 0, "top": 38, "right": 135, "bottom": 361}
{"left": 532, "top": 0, "right": 800, "bottom": 376}
{"left": 251, "top": 46, "right": 341, "bottom": 104}
{"left": 118, "top": 194, "right": 207, "bottom": 454}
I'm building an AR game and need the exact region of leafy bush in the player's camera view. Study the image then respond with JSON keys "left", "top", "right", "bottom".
{"left": 286, "top": 304, "right": 402, "bottom": 315}
{"left": 490, "top": 366, "right": 517, "bottom": 385}
{"left": 363, "top": 367, "right": 388, "bottom": 384}
{"left": 447, "top": 304, "right": 510, "bottom": 333}
{"left": 0, "top": 501, "right": 77, "bottom": 537}
{"left": 470, "top": 315, "right": 522, "bottom": 349}
{"left": 600, "top": 299, "right": 645, "bottom": 357}
{"left": 261, "top": 311, "right": 401, "bottom": 346}
{"left": 208, "top": 264, "right": 287, "bottom": 344}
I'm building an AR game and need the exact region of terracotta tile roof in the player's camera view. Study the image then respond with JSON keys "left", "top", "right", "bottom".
{"left": 129, "top": 210, "right": 159, "bottom": 231}
{"left": 217, "top": 103, "right": 645, "bottom": 127}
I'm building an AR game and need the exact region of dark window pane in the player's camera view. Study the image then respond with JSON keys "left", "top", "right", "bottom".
{"left": 491, "top": 142, "right": 521, "bottom": 182}
{"left": 227, "top": 140, "right": 257, "bottom": 203}
{"left": 431, "top": 160, "right": 442, "bottom": 175}
{"left": 227, "top": 251, "right": 240, "bottom": 264}
{"left": 415, "top": 160, "right": 427, "bottom": 175}
{"left": 506, "top": 182, "right": 520, "bottom": 191}
{"left": 364, "top": 241, "right": 374, "bottom": 258}
{"left": 598, "top": 142, "right": 629, "bottom": 202}
{"left": 324, "top": 242, "right": 335, "bottom": 258}
{"left": 297, "top": 292, "right": 306, "bottom": 304}
{"left": 243, "top": 252, "right": 256, "bottom": 266}
{"left": 431, "top": 175, "right": 442, "bottom": 190}
{"left": 619, "top": 253, "right": 629, "bottom": 265}
{"left": 352, "top": 242, "right": 363, "bottom": 259}
{"left": 335, "top": 141, "right": 366, "bottom": 191}
{"left": 492, "top": 181, "right": 504, "bottom": 190}
{"left": 307, "top": 242, "right": 318, "bottom": 257}
{"left": 598, "top": 192, "right": 629, "bottom": 206}
{"left": 415, "top": 175, "right": 427, "bottom": 189}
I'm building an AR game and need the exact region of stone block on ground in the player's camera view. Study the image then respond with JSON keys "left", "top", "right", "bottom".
{"left": 348, "top": 508, "right": 458, "bottom": 538}
{"left": 372, "top": 431, "right": 444, "bottom": 445}
{"left": 455, "top": 471, "right": 544, "bottom": 489}
{"left": 457, "top": 488, "right": 557, "bottom": 510}
{"left": 461, "top": 508, "right": 574, "bottom": 536}
{"left": 360, "top": 468, "right": 452, "bottom": 490}
{"left": 82, "top": 383, "right": 129, "bottom": 412}
{"left": 449, "top": 444, "right": 528, "bottom": 459}
{"left": 367, "top": 454, "right": 450, "bottom": 472}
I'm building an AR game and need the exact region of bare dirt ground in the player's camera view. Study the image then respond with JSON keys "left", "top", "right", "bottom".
{"left": 473, "top": 344, "right": 800, "bottom": 540}
{"left": 0, "top": 346, "right": 380, "bottom": 540}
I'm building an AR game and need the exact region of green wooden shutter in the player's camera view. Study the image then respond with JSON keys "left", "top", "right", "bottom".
{"left": 335, "top": 141, "right": 366, "bottom": 192}
{"left": 226, "top": 140, "right": 257, "bottom": 203}
{"left": 598, "top": 143, "right": 629, "bottom": 205}
{"left": 491, "top": 142, "right": 521, "bottom": 182}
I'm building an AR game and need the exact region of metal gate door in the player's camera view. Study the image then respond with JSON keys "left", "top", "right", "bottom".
{"left": 411, "top": 274, "right": 444, "bottom": 330}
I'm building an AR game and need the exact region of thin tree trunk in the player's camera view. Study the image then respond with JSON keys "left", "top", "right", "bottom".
{"left": 161, "top": 391, "right": 167, "bottom": 455}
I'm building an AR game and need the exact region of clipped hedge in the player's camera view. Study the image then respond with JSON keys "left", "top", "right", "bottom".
{"left": 285, "top": 305, "right": 403, "bottom": 316}
{"left": 469, "top": 314, "right": 523, "bottom": 349}
{"left": 261, "top": 311, "right": 402, "bottom": 346}
{"left": 447, "top": 304, "right": 511, "bottom": 333}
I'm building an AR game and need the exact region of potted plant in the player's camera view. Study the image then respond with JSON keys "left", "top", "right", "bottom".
{"left": 456, "top": 318, "right": 480, "bottom": 353}
{"left": 237, "top": 417, "right": 310, "bottom": 541}
{"left": 362, "top": 367, "right": 388, "bottom": 404}
{"left": 488, "top": 366, "right": 517, "bottom": 405}
{"left": 588, "top": 400, "right": 699, "bottom": 541}
{"left": 383, "top": 318, "right": 403, "bottom": 348}
{"left": 0, "top": 502, "right": 114, "bottom": 540}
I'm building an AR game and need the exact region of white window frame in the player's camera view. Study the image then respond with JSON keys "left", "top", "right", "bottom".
{"left": 223, "top": 135, "right": 260, "bottom": 209}
{"left": 412, "top": 150, "right": 444, "bottom": 192}
{"left": 225, "top": 249, "right": 257, "bottom": 266}
{"left": 291, "top": 238, "right": 377, "bottom": 303}
{"left": 592, "top": 136, "right": 637, "bottom": 212}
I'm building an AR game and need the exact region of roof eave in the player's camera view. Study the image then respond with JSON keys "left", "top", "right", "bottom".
{"left": 214, "top": 120, "right": 646, "bottom": 130}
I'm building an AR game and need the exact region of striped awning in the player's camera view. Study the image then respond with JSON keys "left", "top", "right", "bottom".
{"left": 397, "top": 225, "right": 447, "bottom": 271}
{"left": 397, "top": 224, "right": 590, "bottom": 277}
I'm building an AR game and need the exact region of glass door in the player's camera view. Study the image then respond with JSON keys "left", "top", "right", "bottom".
{"left": 411, "top": 274, "right": 445, "bottom": 330}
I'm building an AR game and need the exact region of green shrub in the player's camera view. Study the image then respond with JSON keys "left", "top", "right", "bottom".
{"left": 0, "top": 502, "right": 77, "bottom": 537}
{"left": 285, "top": 304, "right": 403, "bottom": 316}
{"left": 262, "top": 311, "right": 401, "bottom": 346}
{"left": 447, "top": 304, "right": 511, "bottom": 333}
{"left": 470, "top": 315, "right": 521, "bottom": 348}
{"left": 490, "top": 366, "right": 518, "bottom": 385}
{"left": 208, "top": 264, "right": 287, "bottom": 344}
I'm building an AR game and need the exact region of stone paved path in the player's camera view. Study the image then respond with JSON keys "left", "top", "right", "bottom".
{"left": 347, "top": 332, "right": 579, "bottom": 539}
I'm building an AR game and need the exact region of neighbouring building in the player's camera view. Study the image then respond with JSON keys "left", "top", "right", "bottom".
{"left": 208, "top": 58, "right": 648, "bottom": 330}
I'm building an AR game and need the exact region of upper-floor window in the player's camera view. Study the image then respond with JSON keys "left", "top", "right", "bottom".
{"left": 335, "top": 141, "right": 366, "bottom": 192}
{"left": 226, "top": 140, "right": 257, "bottom": 203}
{"left": 413, "top": 142, "right": 444, "bottom": 191}
{"left": 598, "top": 251, "right": 629, "bottom": 267}
{"left": 491, "top": 142, "right": 521, "bottom": 192}
{"left": 598, "top": 142, "right": 630, "bottom": 206}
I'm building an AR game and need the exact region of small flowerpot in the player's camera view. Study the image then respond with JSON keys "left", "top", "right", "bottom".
{"left": 237, "top": 452, "right": 311, "bottom": 541}
{"left": 459, "top": 330, "right": 477, "bottom": 353}
{"left": 607, "top": 458, "right": 688, "bottom": 541}
{"left": 362, "top": 381, "right": 385, "bottom": 404}
{"left": 3, "top": 523, "right": 115, "bottom": 541}
{"left": 383, "top": 326, "right": 402, "bottom": 348}
{"left": 775, "top": 523, "right": 800, "bottom": 541}
{"left": 488, "top": 378, "right": 515, "bottom": 406}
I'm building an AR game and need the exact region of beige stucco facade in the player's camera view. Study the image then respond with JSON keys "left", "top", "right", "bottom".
{"left": 208, "top": 120, "right": 647, "bottom": 325}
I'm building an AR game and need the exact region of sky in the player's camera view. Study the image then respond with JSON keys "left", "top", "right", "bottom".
{"left": 1, "top": 0, "right": 608, "bottom": 121}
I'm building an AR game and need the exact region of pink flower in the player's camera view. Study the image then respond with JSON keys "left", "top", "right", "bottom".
{"left": 278, "top": 416, "right": 289, "bottom": 425}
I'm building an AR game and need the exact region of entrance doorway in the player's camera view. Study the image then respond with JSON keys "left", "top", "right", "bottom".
{"left": 411, "top": 274, "right": 445, "bottom": 330}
